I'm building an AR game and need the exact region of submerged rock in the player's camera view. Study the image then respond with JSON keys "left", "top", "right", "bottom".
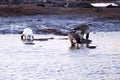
{"left": 38, "top": 28, "right": 68, "bottom": 35}
{"left": 67, "top": 2, "right": 94, "bottom": 8}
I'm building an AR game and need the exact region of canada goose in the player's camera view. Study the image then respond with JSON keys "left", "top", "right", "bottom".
{"left": 72, "top": 24, "right": 90, "bottom": 40}
{"left": 68, "top": 30, "right": 92, "bottom": 48}
{"left": 68, "top": 30, "right": 83, "bottom": 48}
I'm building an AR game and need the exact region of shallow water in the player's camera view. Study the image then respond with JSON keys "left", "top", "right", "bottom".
{"left": 0, "top": 32, "right": 120, "bottom": 80}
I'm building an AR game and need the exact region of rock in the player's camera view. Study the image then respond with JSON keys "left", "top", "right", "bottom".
{"left": 34, "top": 38, "right": 48, "bottom": 41}
{"left": 87, "top": 46, "right": 97, "bottom": 49}
{"left": 36, "top": 3, "right": 46, "bottom": 7}
{"left": 39, "top": 28, "right": 59, "bottom": 33}
{"left": 39, "top": 28, "right": 67, "bottom": 35}
{"left": 67, "top": 2, "right": 94, "bottom": 8}
{"left": 34, "top": 37, "right": 54, "bottom": 41}
{"left": 37, "top": 19, "right": 42, "bottom": 21}
{"left": 0, "top": 29, "right": 10, "bottom": 34}
{"left": 106, "top": 4, "right": 119, "bottom": 8}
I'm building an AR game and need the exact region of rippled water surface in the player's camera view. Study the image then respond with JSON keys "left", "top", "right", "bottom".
{"left": 0, "top": 32, "right": 120, "bottom": 80}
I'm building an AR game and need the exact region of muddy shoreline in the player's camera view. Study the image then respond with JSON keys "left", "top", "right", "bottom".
{"left": 0, "top": 4, "right": 120, "bottom": 19}
{"left": 0, "top": 4, "right": 120, "bottom": 35}
{"left": 0, "top": 14, "right": 120, "bottom": 35}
